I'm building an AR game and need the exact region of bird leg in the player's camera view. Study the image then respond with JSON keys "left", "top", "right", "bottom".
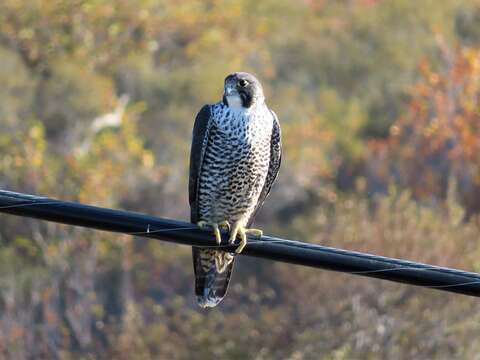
{"left": 197, "top": 220, "right": 230, "bottom": 245}
{"left": 229, "top": 222, "right": 263, "bottom": 254}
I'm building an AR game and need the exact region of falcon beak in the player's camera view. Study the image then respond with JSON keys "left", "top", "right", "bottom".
{"left": 225, "top": 85, "right": 237, "bottom": 96}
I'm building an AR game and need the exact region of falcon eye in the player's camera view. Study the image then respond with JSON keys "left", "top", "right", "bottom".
{"left": 238, "top": 79, "right": 248, "bottom": 87}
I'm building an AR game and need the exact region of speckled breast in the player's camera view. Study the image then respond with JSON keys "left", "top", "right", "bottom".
{"left": 197, "top": 102, "right": 273, "bottom": 225}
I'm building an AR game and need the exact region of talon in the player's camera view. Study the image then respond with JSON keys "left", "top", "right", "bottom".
{"left": 228, "top": 223, "right": 263, "bottom": 254}
{"left": 212, "top": 224, "right": 221, "bottom": 244}
{"left": 245, "top": 228, "right": 263, "bottom": 238}
{"left": 236, "top": 230, "right": 247, "bottom": 254}
{"left": 229, "top": 223, "right": 241, "bottom": 245}
{"left": 197, "top": 221, "right": 222, "bottom": 245}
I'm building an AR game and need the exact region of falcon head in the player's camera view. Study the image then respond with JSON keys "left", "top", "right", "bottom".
{"left": 223, "top": 72, "right": 265, "bottom": 109}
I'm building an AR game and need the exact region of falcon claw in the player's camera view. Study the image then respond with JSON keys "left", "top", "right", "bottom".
{"left": 228, "top": 223, "right": 240, "bottom": 245}
{"left": 197, "top": 221, "right": 224, "bottom": 245}
{"left": 213, "top": 224, "right": 221, "bottom": 245}
{"left": 228, "top": 223, "right": 263, "bottom": 254}
{"left": 236, "top": 231, "right": 247, "bottom": 254}
{"left": 246, "top": 228, "right": 263, "bottom": 238}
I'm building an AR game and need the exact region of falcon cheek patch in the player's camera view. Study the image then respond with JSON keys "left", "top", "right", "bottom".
{"left": 239, "top": 90, "right": 253, "bottom": 108}
{"left": 237, "top": 81, "right": 257, "bottom": 108}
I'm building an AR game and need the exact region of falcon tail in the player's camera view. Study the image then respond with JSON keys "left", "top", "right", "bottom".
{"left": 192, "top": 248, "right": 234, "bottom": 307}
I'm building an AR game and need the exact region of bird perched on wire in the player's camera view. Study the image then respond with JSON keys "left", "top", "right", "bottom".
{"left": 189, "top": 72, "right": 282, "bottom": 307}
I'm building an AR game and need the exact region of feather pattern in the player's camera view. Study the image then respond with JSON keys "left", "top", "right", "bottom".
{"left": 248, "top": 110, "right": 282, "bottom": 226}
{"left": 189, "top": 73, "right": 281, "bottom": 307}
{"left": 190, "top": 104, "right": 235, "bottom": 307}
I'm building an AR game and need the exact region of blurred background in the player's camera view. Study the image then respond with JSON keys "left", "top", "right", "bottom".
{"left": 1, "top": 0, "right": 480, "bottom": 358}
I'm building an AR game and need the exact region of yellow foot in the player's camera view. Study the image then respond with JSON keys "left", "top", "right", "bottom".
{"left": 229, "top": 223, "right": 263, "bottom": 254}
{"left": 197, "top": 220, "right": 230, "bottom": 245}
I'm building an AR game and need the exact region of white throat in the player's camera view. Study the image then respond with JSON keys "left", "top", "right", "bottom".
{"left": 226, "top": 95, "right": 243, "bottom": 109}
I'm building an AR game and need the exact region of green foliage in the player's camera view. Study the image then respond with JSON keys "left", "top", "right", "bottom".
{"left": 1, "top": 0, "right": 480, "bottom": 358}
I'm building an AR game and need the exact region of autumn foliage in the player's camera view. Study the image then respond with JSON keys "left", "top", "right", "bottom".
{"left": 1, "top": 0, "right": 480, "bottom": 358}
{"left": 382, "top": 47, "right": 480, "bottom": 218}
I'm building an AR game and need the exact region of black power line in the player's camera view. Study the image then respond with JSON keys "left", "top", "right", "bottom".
{"left": 0, "top": 189, "right": 479, "bottom": 297}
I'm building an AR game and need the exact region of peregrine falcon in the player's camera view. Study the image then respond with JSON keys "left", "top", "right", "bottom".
{"left": 189, "top": 72, "right": 282, "bottom": 307}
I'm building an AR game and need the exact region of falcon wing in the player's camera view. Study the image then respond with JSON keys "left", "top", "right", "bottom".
{"left": 189, "top": 105, "right": 233, "bottom": 307}
{"left": 189, "top": 104, "right": 213, "bottom": 223}
{"left": 248, "top": 110, "right": 282, "bottom": 226}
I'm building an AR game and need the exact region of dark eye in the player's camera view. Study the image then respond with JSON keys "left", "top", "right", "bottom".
{"left": 238, "top": 79, "right": 248, "bottom": 87}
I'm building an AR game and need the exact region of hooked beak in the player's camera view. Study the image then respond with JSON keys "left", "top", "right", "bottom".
{"left": 224, "top": 84, "right": 238, "bottom": 96}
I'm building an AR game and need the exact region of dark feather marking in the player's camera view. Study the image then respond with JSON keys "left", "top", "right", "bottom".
{"left": 189, "top": 104, "right": 235, "bottom": 307}
{"left": 189, "top": 104, "right": 213, "bottom": 220}
{"left": 247, "top": 110, "right": 282, "bottom": 227}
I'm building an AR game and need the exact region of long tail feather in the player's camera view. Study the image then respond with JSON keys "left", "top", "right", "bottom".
{"left": 192, "top": 248, "right": 234, "bottom": 307}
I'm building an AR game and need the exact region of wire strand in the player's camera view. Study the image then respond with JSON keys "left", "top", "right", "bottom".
{"left": 0, "top": 189, "right": 479, "bottom": 296}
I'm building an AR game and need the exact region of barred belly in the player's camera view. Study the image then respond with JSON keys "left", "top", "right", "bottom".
{"left": 197, "top": 102, "right": 273, "bottom": 226}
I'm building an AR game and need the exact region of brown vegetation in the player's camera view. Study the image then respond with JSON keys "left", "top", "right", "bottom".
{"left": 0, "top": 0, "right": 480, "bottom": 358}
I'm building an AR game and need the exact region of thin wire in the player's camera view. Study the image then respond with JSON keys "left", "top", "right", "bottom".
{"left": 2, "top": 198, "right": 480, "bottom": 289}
{"left": 128, "top": 226, "right": 200, "bottom": 236}
{"left": 429, "top": 281, "right": 480, "bottom": 288}
{"left": 129, "top": 225, "right": 480, "bottom": 287}
{"left": 0, "top": 201, "right": 62, "bottom": 209}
